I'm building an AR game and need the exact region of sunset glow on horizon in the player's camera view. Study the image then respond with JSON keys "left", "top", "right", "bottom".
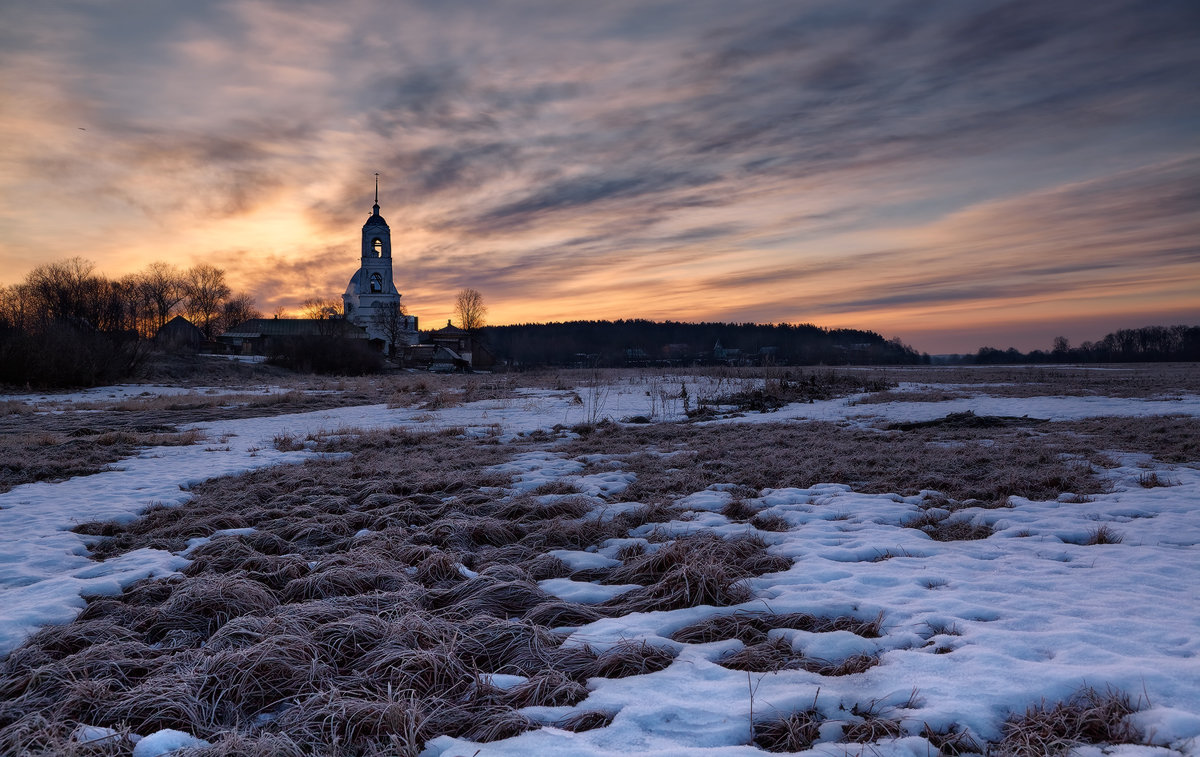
{"left": 1, "top": 1, "right": 1197, "bottom": 353}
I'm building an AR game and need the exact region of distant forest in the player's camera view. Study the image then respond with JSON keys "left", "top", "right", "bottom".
{"left": 946, "top": 325, "right": 1200, "bottom": 365}
{"left": 479, "top": 320, "right": 928, "bottom": 367}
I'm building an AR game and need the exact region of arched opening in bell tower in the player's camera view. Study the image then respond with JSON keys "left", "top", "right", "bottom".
{"left": 372, "top": 238, "right": 383, "bottom": 257}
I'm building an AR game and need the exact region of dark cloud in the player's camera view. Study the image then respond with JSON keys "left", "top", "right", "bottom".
{"left": 468, "top": 169, "right": 721, "bottom": 233}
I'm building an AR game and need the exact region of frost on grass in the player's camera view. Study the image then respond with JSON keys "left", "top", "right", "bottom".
{"left": 2, "top": 372, "right": 1198, "bottom": 756}
{"left": 562, "top": 418, "right": 1117, "bottom": 506}
{"left": 0, "top": 425, "right": 786, "bottom": 755}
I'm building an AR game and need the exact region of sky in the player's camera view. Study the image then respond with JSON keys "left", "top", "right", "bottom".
{"left": 1, "top": 0, "right": 1197, "bottom": 353}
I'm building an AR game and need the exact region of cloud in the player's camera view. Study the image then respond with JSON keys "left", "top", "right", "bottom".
{"left": 0, "top": 0, "right": 1197, "bottom": 353}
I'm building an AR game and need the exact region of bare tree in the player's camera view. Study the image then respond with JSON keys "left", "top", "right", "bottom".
{"left": 183, "top": 263, "right": 231, "bottom": 339}
{"left": 138, "top": 261, "right": 186, "bottom": 334}
{"left": 301, "top": 297, "right": 343, "bottom": 320}
{"left": 25, "top": 257, "right": 101, "bottom": 324}
{"left": 378, "top": 301, "right": 410, "bottom": 358}
{"left": 455, "top": 288, "right": 487, "bottom": 332}
{"left": 221, "top": 292, "right": 262, "bottom": 333}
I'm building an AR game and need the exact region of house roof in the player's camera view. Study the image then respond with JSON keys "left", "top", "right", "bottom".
{"left": 431, "top": 320, "right": 470, "bottom": 337}
{"left": 156, "top": 315, "right": 201, "bottom": 333}
{"left": 220, "top": 318, "right": 368, "bottom": 340}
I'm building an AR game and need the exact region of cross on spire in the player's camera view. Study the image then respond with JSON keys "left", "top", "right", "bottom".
{"left": 374, "top": 172, "right": 379, "bottom": 203}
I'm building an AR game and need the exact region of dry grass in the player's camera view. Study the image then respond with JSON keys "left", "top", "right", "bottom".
{"left": 1138, "top": 471, "right": 1177, "bottom": 488}
{"left": 3, "top": 368, "right": 1189, "bottom": 754}
{"left": 0, "top": 428, "right": 205, "bottom": 493}
{"left": 850, "top": 387, "right": 969, "bottom": 405}
{"left": 996, "top": 687, "right": 1142, "bottom": 756}
{"left": 562, "top": 417, "right": 1123, "bottom": 507}
{"left": 717, "top": 638, "right": 880, "bottom": 677}
{"left": 921, "top": 723, "right": 983, "bottom": 756}
{"left": 704, "top": 371, "right": 894, "bottom": 415}
{"left": 840, "top": 363, "right": 1200, "bottom": 399}
{"left": 905, "top": 511, "right": 996, "bottom": 542}
{"left": 3, "top": 424, "right": 729, "bottom": 753}
{"left": 671, "top": 610, "right": 884, "bottom": 645}
{"left": 1085, "top": 524, "right": 1124, "bottom": 545}
{"left": 754, "top": 709, "right": 824, "bottom": 752}
{"left": 841, "top": 711, "right": 905, "bottom": 742}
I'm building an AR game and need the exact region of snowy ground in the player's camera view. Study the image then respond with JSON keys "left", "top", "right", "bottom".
{"left": 1, "top": 370, "right": 1198, "bottom": 756}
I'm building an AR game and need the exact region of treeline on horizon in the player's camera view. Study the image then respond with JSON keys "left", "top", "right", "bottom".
{"left": 945, "top": 325, "right": 1200, "bottom": 365}
{"left": 0, "top": 257, "right": 260, "bottom": 386}
{"left": 2, "top": 257, "right": 1197, "bottom": 387}
{"left": 480, "top": 320, "right": 928, "bottom": 367}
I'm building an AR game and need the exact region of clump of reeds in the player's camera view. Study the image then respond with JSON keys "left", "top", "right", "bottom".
{"left": 921, "top": 722, "right": 982, "bottom": 756}
{"left": 671, "top": 610, "right": 884, "bottom": 645}
{"left": 995, "top": 687, "right": 1141, "bottom": 756}
{"left": 754, "top": 709, "right": 825, "bottom": 752}
{"left": 905, "top": 511, "right": 995, "bottom": 541}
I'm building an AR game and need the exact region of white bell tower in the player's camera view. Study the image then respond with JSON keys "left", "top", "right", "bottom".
{"left": 343, "top": 174, "right": 417, "bottom": 352}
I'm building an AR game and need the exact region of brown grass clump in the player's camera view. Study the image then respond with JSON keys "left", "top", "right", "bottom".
{"left": 0, "top": 427, "right": 203, "bottom": 494}
{"left": 996, "top": 687, "right": 1141, "bottom": 756}
{"left": 711, "top": 371, "right": 893, "bottom": 414}
{"left": 608, "top": 561, "right": 753, "bottom": 613}
{"left": 272, "top": 432, "right": 306, "bottom": 451}
{"left": 721, "top": 498, "right": 761, "bottom": 521}
{"left": 147, "top": 574, "right": 279, "bottom": 640}
{"left": 590, "top": 640, "right": 678, "bottom": 679}
{"left": 556, "top": 709, "right": 615, "bottom": 733}
{"left": 504, "top": 671, "right": 589, "bottom": 707}
{"left": 271, "top": 687, "right": 427, "bottom": 756}
{"left": 905, "top": 512, "right": 995, "bottom": 542}
{"left": 921, "top": 723, "right": 983, "bottom": 756}
{"left": 803, "top": 653, "right": 880, "bottom": 677}
{"left": 718, "top": 637, "right": 798, "bottom": 672}
{"left": 281, "top": 553, "right": 414, "bottom": 601}
{"left": 1137, "top": 471, "right": 1177, "bottom": 488}
{"left": 842, "top": 712, "right": 905, "bottom": 743}
{"left": 754, "top": 709, "right": 825, "bottom": 752}
{"left": 528, "top": 479, "right": 582, "bottom": 496}
{"left": 523, "top": 600, "right": 606, "bottom": 628}
{"left": 427, "top": 576, "right": 551, "bottom": 620}
{"left": 671, "top": 611, "right": 884, "bottom": 645}
{"left": 851, "top": 388, "right": 969, "bottom": 405}
{"left": 1062, "top": 414, "right": 1200, "bottom": 463}
{"left": 750, "top": 513, "right": 791, "bottom": 532}
{"left": 564, "top": 419, "right": 1111, "bottom": 507}
{"left": 717, "top": 638, "right": 880, "bottom": 677}
{"left": 453, "top": 617, "right": 564, "bottom": 674}
{"left": 200, "top": 633, "right": 332, "bottom": 712}
{"left": 1084, "top": 524, "right": 1124, "bottom": 545}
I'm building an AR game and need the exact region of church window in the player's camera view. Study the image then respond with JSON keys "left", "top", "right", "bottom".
{"left": 369, "top": 273, "right": 382, "bottom": 293}
{"left": 372, "top": 238, "right": 383, "bottom": 257}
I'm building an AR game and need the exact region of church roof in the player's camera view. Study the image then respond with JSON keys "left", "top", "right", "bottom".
{"left": 363, "top": 203, "right": 389, "bottom": 228}
{"left": 220, "top": 318, "right": 369, "bottom": 340}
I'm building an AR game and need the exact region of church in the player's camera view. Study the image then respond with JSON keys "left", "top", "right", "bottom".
{"left": 220, "top": 179, "right": 419, "bottom": 357}
{"left": 342, "top": 178, "right": 419, "bottom": 353}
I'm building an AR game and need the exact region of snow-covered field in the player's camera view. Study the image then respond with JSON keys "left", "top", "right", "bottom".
{"left": 1, "top": 369, "right": 1198, "bottom": 756}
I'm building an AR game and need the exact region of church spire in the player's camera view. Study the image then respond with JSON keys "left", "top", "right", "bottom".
{"left": 372, "top": 172, "right": 380, "bottom": 215}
